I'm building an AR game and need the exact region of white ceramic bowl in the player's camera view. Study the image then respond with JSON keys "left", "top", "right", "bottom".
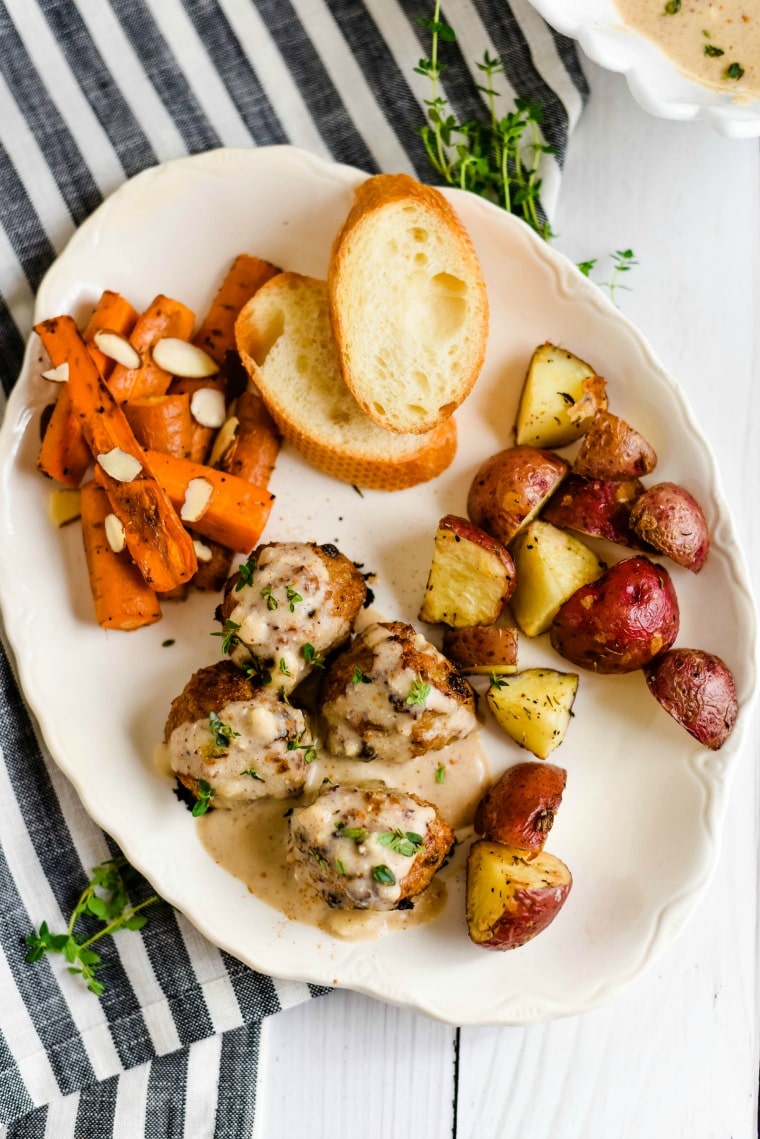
{"left": 528, "top": 0, "right": 760, "bottom": 138}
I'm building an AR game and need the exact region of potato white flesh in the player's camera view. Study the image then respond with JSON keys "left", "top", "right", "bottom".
{"left": 510, "top": 520, "right": 604, "bottom": 637}
{"left": 418, "top": 515, "right": 514, "bottom": 627}
{"left": 47, "top": 488, "right": 82, "bottom": 527}
{"left": 515, "top": 343, "right": 607, "bottom": 449}
{"left": 487, "top": 668, "right": 578, "bottom": 759}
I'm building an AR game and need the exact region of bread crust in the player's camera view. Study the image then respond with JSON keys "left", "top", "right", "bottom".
{"left": 328, "top": 174, "right": 488, "bottom": 435}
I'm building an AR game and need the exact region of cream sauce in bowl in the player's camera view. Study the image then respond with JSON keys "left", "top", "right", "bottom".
{"left": 615, "top": 0, "right": 760, "bottom": 98}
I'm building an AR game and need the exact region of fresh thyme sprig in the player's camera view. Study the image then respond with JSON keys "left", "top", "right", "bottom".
{"left": 415, "top": 1, "right": 555, "bottom": 239}
{"left": 406, "top": 674, "right": 431, "bottom": 707}
{"left": 577, "top": 248, "right": 638, "bottom": 305}
{"left": 192, "top": 778, "right": 215, "bottom": 817}
{"left": 212, "top": 618, "right": 241, "bottom": 656}
{"left": 208, "top": 711, "right": 239, "bottom": 750}
{"left": 25, "top": 857, "right": 159, "bottom": 997}
{"left": 287, "top": 731, "right": 317, "bottom": 763}
{"left": 415, "top": 5, "right": 639, "bottom": 301}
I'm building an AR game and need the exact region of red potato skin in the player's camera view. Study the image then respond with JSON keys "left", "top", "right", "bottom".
{"left": 474, "top": 762, "right": 567, "bottom": 853}
{"left": 442, "top": 626, "right": 518, "bottom": 672}
{"left": 629, "top": 483, "right": 710, "bottom": 572}
{"left": 542, "top": 474, "right": 647, "bottom": 549}
{"left": 467, "top": 447, "right": 568, "bottom": 546}
{"left": 644, "top": 649, "right": 738, "bottom": 749}
{"left": 473, "top": 883, "right": 571, "bottom": 950}
{"left": 572, "top": 409, "right": 657, "bottom": 480}
{"left": 550, "top": 556, "right": 679, "bottom": 674}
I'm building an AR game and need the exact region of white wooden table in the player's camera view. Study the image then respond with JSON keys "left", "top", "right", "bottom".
{"left": 255, "top": 62, "right": 760, "bottom": 1139}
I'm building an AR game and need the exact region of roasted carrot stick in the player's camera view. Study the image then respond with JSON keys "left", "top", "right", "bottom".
{"left": 35, "top": 315, "right": 197, "bottom": 592}
{"left": 80, "top": 480, "right": 161, "bottom": 630}
{"left": 192, "top": 391, "right": 282, "bottom": 590}
{"left": 124, "top": 394, "right": 193, "bottom": 458}
{"left": 108, "top": 294, "right": 195, "bottom": 402}
{"left": 227, "top": 390, "right": 281, "bottom": 485}
{"left": 146, "top": 450, "right": 274, "bottom": 552}
{"left": 164, "top": 257, "right": 279, "bottom": 464}
{"left": 83, "top": 291, "right": 140, "bottom": 380}
{"left": 37, "top": 290, "right": 138, "bottom": 486}
{"left": 193, "top": 254, "right": 280, "bottom": 366}
{"left": 168, "top": 375, "right": 226, "bottom": 464}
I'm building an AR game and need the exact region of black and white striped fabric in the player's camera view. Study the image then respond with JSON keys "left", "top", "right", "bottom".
{"left": 0, "top": 2, "right": 587, "bottom": 1134}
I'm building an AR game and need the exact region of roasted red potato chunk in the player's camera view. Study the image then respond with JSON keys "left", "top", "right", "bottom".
{"left": 550, "top": 556, "right": 679, "bottom": 674}
{"left": 514, "top": 342, "right": 607, "bottom": 449}
{"left": 629, "top": 482, "right": 710, "bottom": 573}
{"left": 572, "top": 410, "right": 657, "bottom": 480}
{"left": 474, "top": 762, "right": 567, "bottom": 853}
{"left": 644, "top": 648, "right": 737, "bottom": 750}
{"left": 466, "top": 840, "right": 572, "bottom": 950}
{"left": 542, "top": 474, "right": 646, "bottom": 549}
{"left": 467, "top": 446, "right": 568, "bottom": 547}
{"left": 442, "top": 626, "right": 518, "bottom": 675}
{"left": 418, "top": 514, "right": 515, "bottom": 627}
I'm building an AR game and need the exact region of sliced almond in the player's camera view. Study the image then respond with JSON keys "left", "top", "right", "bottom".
{"left": 47, "top": 488, "right": 81, "bottom": 527}
{"left": 93, "top": 329, "right": 142, "bottom": 369}
{"left": 181, "top": 477, "right": 213, "bottom": 523}
{"left": 41, "top": 362, "right": 69, "bottom": 383}
{"left": 193, "top": 538, "right": 213, "bottom": 562}
{"left": 104, "top": 513, "right": 126, "bottom": 553}
{"left": 208, "top": 415, "right": 239, "bottom": 468}
{"left": 97, "top": 447, "right": 143, "bottom": 482}
{"left": 152, "top": 338, "right": 219, "bottom": 378}
{"left": 190, "top": 387, "right": 226, "bottom": 429}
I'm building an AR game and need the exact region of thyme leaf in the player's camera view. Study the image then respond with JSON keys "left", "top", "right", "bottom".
{"left": 192, "top": 779, "right": 215, "bottom": 817}
{"left": 211, "top": 618, "right": 241, "bottom": 655}
{"left": 377, "top": 829, "right": 425, "bottom": 857}
{"left": 25, "top": 858, "right": 159, "bottom": 997}
{"left": 406, "top": 674, "right": 431, "bottom": 707}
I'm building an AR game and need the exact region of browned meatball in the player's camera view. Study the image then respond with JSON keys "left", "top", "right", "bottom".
{"left": 287, "top": 783, "right": 454, "bottom": 910}
{"left": 165, "top": 661, "right": 314, "bottom": 807}
{"left": 217, "top": 542, "right": 366, "bottom": 693}
{"left": 321, "top": 621, "right": 477, "bottom": 762}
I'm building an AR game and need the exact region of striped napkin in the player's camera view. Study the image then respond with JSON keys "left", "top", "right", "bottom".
{"left": 0, "top": 2, "right": 587, "bottom": 1135}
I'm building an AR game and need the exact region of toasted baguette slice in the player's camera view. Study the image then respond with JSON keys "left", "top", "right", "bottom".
{"left": 328, "top": 174, "right": 489, "bottom": 435}
{"left": 235, "top": 273, "right": 457, "bottom": 491}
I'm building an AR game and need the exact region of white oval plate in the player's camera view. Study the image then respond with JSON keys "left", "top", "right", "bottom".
{"left": 527, "top": 0, "right": 760, "bottom": 138}
{"left": 0, "top": 146, "right": 756, "bottom": 1025}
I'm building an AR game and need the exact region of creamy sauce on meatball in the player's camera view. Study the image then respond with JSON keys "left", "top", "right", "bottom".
{"left": 196, "top": 733, "right": 489, "bottom": 940}
{"left": 165, "top": 692, "right": 311, "bottom": 806}
{"left": 288, "top": 785, "right": 437, "bottom": 909}
{"left": 615, "top": 1, "right": 760, "bottom": 98}
{"left": 227, "top": 544, "right": 356, "bottom": 691}
{"left": 322, "top": 623, "right": 477, "bottom": 762}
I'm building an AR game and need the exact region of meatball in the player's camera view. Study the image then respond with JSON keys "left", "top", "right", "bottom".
{"left": 217, "top": 542, "right": 366, "bottom": 694}
{"left": 287, "top": 783, "right": 454, "bottom": 910}
{"left": 164, "top": 661, "right": 314, "bottom": 807}
{"left": 321, "top": 621, "right": 477, "bottom": 762}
